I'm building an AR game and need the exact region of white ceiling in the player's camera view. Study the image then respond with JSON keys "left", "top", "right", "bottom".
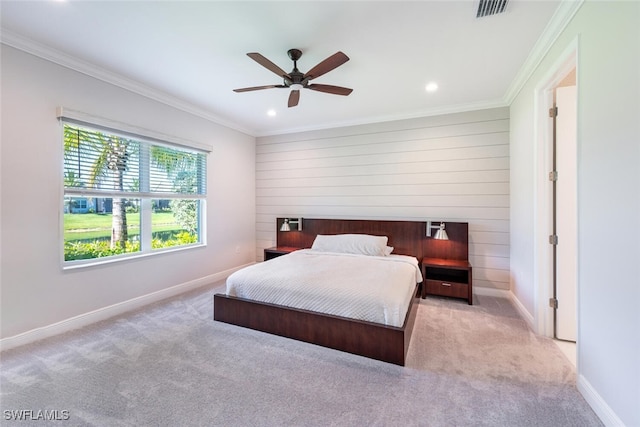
{"left": 1, "top": 1, "right": 565, "bottom": 136}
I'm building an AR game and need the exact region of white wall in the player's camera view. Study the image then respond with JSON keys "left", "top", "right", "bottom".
{"left": 510, "top": 1, "right": 639, "bottom": 425}
{"left": 0, "top": 46, "right": 256, "bottom": 340}
{"left": 256, "top": 108, "right": 510, "bottom": 292}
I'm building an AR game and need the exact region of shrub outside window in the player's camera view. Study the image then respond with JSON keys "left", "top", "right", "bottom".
{"left": 62, "top": 121, "right": 207, "bottom": 264}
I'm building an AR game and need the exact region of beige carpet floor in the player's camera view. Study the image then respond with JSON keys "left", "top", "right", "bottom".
{"left": 0, "top": 281, "right": 602, "bottom": 426}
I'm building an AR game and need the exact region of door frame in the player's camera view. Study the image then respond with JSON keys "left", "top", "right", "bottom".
{"left": 533, "top": 37, "right": 579, "bottom": 340}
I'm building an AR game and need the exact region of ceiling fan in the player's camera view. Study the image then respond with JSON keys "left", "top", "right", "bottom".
{"left": 233, "top": 49, "right": 353, "bottom": 108}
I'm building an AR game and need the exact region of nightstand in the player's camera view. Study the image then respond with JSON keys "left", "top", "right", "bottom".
{"left": 264, "top": 246, "right": 300, "bottom": 261}
{"left": 421, "top": 258, "right": 473, "bottom": 305}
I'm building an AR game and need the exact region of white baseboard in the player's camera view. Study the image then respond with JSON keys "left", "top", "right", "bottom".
{"left": 506, "top": 291, "right": 623, "bottom": 426}
{"left": 477, "top": 287, "right": 621, "bottom": 427}
{"left": 474, "top": 286, "right": 536, "bottom": 330}
{"left": 474, "top": 286, "right": 512, "bottom": 299}
{"left": 508, "top": 292, "right": 536, "bottom": 330}
{"left": 577, "top": 375, "right": 625, "bottom": 427}
{"left": 0, "top": 263, "right": 252, "bottom": 352}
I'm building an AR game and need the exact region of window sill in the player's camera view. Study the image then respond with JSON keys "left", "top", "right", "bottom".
{"left": 62, "top": 243, "right": 206, "bottom": 271}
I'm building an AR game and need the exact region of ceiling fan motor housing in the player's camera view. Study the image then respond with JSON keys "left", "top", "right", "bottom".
{"left": 284, "top": 49, "right": 306, "bottom": 87}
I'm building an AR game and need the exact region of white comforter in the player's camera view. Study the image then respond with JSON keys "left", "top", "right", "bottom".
{"left": 225, "top": 249, "right": 423, "bottom": 327}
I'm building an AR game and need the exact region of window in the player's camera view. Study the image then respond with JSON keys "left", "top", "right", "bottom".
{"left": 62, "top": 119, "right": 207, "bottom": 264}
{"left": 66, "top": 197, "right": 88, "bottom": 213}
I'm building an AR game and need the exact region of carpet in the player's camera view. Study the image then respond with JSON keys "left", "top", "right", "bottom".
{"left": 0, "top": 281, "right": 602, "bottom": 426}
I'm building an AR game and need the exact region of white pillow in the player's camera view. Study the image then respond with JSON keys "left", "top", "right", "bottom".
{"left": 311, "top": 234, "right": 389, "bottom": 256}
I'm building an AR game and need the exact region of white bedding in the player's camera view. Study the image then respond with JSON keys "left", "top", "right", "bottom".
{"left": 225, "top": 249, "right": 423, "bottom": 327}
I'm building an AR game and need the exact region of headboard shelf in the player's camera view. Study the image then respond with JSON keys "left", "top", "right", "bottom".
{"left": 275, "top": 218, "right": 468, "bottom": 261}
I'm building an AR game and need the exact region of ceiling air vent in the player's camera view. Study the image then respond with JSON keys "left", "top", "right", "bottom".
{"left": 476, "top": 0, "right": 508, "bottom": 18}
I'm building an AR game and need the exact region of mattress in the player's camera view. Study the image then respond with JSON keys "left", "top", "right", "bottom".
{"left": 225, "top": 249, "right": 422, "bottom": 327}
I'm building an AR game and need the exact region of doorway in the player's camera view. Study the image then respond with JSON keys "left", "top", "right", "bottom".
{"left": 553, "top": 80, "right": 577, "bottom": 342}
{"left": 534, "top": 39, "right": 578, "bottom": 364}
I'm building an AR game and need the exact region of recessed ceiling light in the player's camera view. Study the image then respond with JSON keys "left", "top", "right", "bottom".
{"left": 425, "top": 82, "right": 438, "bottom": 93}
{"left": 267, "top": 109, "right": 276, "bottom": 117}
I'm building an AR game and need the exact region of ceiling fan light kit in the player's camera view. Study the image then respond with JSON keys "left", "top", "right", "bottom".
{"left": 234, "top": 48, "right": 353, "bottom": 108}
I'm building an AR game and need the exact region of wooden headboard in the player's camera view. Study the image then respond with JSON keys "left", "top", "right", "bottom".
{"left": 276, "top": 218, "right": 468, "bottom": 261}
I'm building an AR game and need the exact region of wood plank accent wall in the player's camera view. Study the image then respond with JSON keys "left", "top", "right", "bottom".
{"left": 256, "top": 108, "right": 510, "bottom": 291}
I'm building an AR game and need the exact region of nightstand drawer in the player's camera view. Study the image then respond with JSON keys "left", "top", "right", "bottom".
{"left": 425, "top": 279, "right": 468, "bottom": 299}
{"left": 264, "top": 246, "right": 300, "bottom": 261}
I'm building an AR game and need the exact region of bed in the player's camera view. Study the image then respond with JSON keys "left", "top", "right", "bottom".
{"left": 226, "top": 249, "right": 422, "bottom": 328}
{"left": 214, "top": 218, "right": 469, "bottom": 365}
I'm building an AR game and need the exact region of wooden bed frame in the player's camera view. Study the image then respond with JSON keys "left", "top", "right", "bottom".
{"left": 214, "top": 218, "right": 468, "bottom": 366}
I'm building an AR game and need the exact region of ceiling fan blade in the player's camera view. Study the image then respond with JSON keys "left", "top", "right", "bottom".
{"left": 304, "top": 51, "right": 350, "bottom": 80}
{"left": 233, "top": 85, "right": 285, "bottom": 93}
{"left": 247, "top": 53, "right": 290, "bottom": 79}
{"left": 288, "top": 90, "right": 300, "bottom": 108}
{"left": 307, "top": 84, "right": 353, "bottom": 96}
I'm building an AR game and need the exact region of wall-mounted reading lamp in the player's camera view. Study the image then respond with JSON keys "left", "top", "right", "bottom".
{"left": 280, "top": 218, "right": 303, "bottom": 232}
{"left": 426, "top": 221, "right": 449, "bottom": 240}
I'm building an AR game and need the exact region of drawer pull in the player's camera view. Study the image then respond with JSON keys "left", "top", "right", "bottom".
{"left": 441, "top": 282, "right": 452, "bottom": 287}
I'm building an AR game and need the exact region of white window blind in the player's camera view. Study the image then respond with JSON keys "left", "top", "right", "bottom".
{"left": 62, "top": 122, "right": 206, "bottom": 199}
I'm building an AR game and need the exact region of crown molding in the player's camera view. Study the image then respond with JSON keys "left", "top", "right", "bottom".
{"left": 0, "top": 28, "right": 508, "bottom": 138}
{"left": 2, "top": 0, "right": 578, "bottom": 141}
{"left": 0, "top": 29, "right": 256, "bottom": 136}
{"left": 503, "top": 0, "right": 584, "bottom": 104}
